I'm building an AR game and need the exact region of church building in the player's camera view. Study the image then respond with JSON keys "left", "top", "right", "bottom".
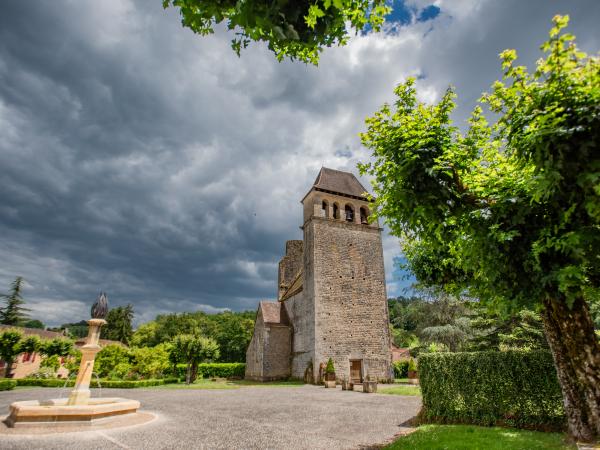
{"left": 245, "top": 168, "right": 392, "bottom": 383}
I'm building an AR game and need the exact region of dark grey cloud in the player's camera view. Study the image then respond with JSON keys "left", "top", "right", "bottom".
{"left": 0, "top": 0, "right": 598, "bottom": 325}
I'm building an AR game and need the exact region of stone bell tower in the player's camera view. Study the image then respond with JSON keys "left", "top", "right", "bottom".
{"left": 300, "top": 167, "right": 391, "bottom": 383}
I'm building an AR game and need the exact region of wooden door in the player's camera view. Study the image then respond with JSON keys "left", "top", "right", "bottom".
{"left": 350, "top": 360, "right": 362, "bottom": 383}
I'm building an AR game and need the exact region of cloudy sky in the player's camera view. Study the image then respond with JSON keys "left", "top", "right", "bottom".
{"left": 0, "top": 1, "right": 598, "bottom": 326}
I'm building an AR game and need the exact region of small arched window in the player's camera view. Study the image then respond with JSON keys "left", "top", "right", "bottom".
{"left": 360, "top": 207, "right": 369, "bottom": 224}
{"left": 321, "top": 200, "right": 329, "bottom": 218}
{"left": 333, "top": 203, "right": 340, "bottom": 220}
{"left": 345, "top": 204, "right": 354, "bottom": 222}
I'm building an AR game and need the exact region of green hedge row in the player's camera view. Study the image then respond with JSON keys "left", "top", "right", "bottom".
{"left": 418, "top": 350, "right": 565, "bottom": 430}
{"left": 392, "top": 360, "right": 409, "bottom": 378}
{"left": 16, "top": 377, "right": 179, "bottom": 388}
{"left": 0, "top": 379, "right": 17, "bottom": 391}
{"left": 175, "top": 363, "right": 245, "bottom": 379}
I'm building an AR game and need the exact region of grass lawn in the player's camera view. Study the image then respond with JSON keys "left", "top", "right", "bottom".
{"left": 385, "top": 425, "right": 575, "bottom": 450}
{"left": 395, "top": 378, "right": 410, "bottom": 384}
{"left": 378, "top": 384, "right": 421, "bottom": 396}
{"left": 155, "top": 379, "right": 304, "bottom": 390}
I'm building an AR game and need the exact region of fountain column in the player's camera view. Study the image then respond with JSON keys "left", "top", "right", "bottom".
{"left": 67, "top": 318, "right": 106, "bottom": 405}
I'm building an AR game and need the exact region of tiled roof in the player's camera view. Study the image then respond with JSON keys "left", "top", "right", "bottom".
{"left": 0, "top": 324, "right": 65, "bottom": 340}
{"left": 312, "top": 167, "right": 369, "bottom": 199}
{"left": 259, "top": 301, "right": 289, "bottom": 325}
{"left": 391, "top": 345, "right": 411, "bottom": 361}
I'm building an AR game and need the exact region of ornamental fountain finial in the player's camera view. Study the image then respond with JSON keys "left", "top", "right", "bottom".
{"left": 91, "top": 292, "right": 108, "bottom": 319}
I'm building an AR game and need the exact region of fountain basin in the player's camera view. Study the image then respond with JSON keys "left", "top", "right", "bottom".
{"left": 5, "top": 398, "right": 140, "bottom": 427}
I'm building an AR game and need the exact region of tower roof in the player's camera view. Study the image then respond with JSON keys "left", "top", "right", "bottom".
{"left": 310, "top": 167, "right": 370, "bottom": 200}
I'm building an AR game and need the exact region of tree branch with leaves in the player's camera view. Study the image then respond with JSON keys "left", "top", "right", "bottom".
{"left": 360, "top": 16, "right": 600, "bottom": 441}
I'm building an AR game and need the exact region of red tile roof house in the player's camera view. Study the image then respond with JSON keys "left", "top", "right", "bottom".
{"left": 391, "top": 345, "right": 411, "bottom": 362}
{"left": 0, "top": 324, "right": 122, "bottom": 379}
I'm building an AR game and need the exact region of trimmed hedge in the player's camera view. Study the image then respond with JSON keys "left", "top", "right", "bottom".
{"left": 392, "top": 360, "right": 409, "bottom": 378}
{"left": 418, "top": 350, "right": 565, "bottom": 430}
{"left": 175, "top": 363, "right": 245, "bottom": 379}
{"left": 16, "top": 377, "right": 179, "bottom": 388}
{"left": 0, "top": 379, "right": 17, "bottom": 391}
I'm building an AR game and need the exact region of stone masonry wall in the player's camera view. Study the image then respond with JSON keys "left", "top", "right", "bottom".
{"left": 310, "top": 216, "right": 391, "bottom": 383}
{"left": 245, "top": 311, "right": 265, "bottom": 380}
{"left": 262, "top": 325, "right": 292, "bottom": 380}
{"left": 284, "top": 291, "right": 314, "bottom": 379}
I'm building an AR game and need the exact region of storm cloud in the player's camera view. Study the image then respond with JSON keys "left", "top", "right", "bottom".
{"left": 1, "top": 0, "right": 598, "bottom": 325}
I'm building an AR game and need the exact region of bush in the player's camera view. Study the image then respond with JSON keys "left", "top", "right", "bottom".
{"left": 325, "top": 358, "right": 335, "bottom": 374}
{"left": 16, "top": 377, "right": 179, "bottom": 388}
{"left": 392, "top": 360, "right": 409, "bottom": 378}
{"left": 130, "top": 344, "right": 170, "bottom": 379}
{"left": 107, "top": 362, "right": 133, "bottom": 380}
{"left": 29, "top": 367, "right": 58, "bottom": 379}
{"left": 174, "top": 363, "right": 245, "bottom": 379}
{"left": 418, "top": 350, "right": 565, "bottom": 430}
{"left": 95, "top": 344, "right": 130, "bottom": 378}
{"left": 40, "top": 355, "right": 61, "bottom": 371}
{"left": 0, "top": 379, "right": 17, "bottom": 391}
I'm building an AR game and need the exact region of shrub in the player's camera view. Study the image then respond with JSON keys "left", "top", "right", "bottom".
{"left": 408, "top": 358, "right": 417, "bottom": 372}
{"left": 40, "top": 354, "right": 61, "bottom": 371}
{"left": 15, "top": 377, "right": 179, "bottom": 388}
{"left": 325, "top": 358, "right": 335, "bottom": 374}
{"left": 174, "top": 363, "right": 245, "bottom": 379}
{"left": 95, "top": 344, "right": 130, "bottom": 378}
{"left": 107, "top": 362, "right": 133, "bottom": 380}
{"left": 130, "top": 344, "right": 170, "bottom": 379}
{"left": 0, "top": 379, "right": 17, "bottom": 391}
{"left": 30, "top": 367, "right": 58, "bottom": 379}
{"left": 418, "top": 350, "right": 565, "bottom": 430}
{"left": 392, "top": 360, "right": 409, "bottom": 378}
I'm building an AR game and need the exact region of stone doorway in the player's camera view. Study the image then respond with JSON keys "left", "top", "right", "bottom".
{"left": 349, "top": 359, "right": 363, "bottom": 383}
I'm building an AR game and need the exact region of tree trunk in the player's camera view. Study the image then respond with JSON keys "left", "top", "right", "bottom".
{"left": 185, "top": 362, "right": 192, "bottom": 385}
{"left": 190, "top": 361, "right": 198, "bottom": 384}
{"left": 4, "top": 358, "right": 14, "bottom": 378}
{"left": 542, "top": 296, "right": 600, "bottom": 443}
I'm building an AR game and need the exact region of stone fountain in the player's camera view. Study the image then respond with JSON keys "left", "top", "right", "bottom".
{"left": 5, "top": 293, "right": 140, "bottom": 427}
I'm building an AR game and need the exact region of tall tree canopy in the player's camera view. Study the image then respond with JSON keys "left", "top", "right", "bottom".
{"left": 360, "top": 16, "right": 600, "bottom": 441}
{"left": 0, "top": 277, "right": 30, "bottom": 326}
{"left": 131, "top": 310, "right": 254, "bottom": 363}
{"left": 163, "top": 0, "right": 389, "bottom": 64}
{"left": 104, "top": 305, "right": 134, "bottom": 344}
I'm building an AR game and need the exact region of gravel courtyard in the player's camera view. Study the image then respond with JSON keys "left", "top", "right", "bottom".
{"left": 0, "top": 385, "right": 421, "bottom": 449}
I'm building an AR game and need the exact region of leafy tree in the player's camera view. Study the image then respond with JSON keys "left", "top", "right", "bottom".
{"left": 0, "top": 329, "right": 22, "bottom": 377}
{"left": 0, "top": 277, "right": 30, "bottom": 325}
{"left": 163, "top": 0, "right": 389, "bottom": 64}
{"left": 40, "top": 354, "right": 61, "bottom": 372}
{"left": 95, "top": 344, "right": 130, "bottom": 378}
{"left": 468, "top": 308, "right": 548, "bottom": 351}
{"left": 170, "top": 334, "right": 220, "bottom": 384}
{"left": 41, "top": 338, "right": 74, "bottom": 358}
{"left": 419, "top": 320, "right": 472, "bottom": 353}
{"left": 130, "top": 310, "right": 254, "bottom": 363}
{"left": 130, "top": 321, "right": 160, "bottom": 347}
{"left": 129, "top": 343, "right": 171, "bottom": 379}
{"left": 22, "top": 319, "right": 45, "bottom": 329}
{"left": 360, "top": 16, "right": 600, "bottom": 440}
{"left": 104, "top": 305, "right": 134, "bottom": 344}
{"left": 20, "top": 335, "right": 41, "bottom": 355}
{"left": 58, "top": 320, "right": 88, "bottom": 338}
{"left": 213, "top": 312, "right": 254, "bottom": 362}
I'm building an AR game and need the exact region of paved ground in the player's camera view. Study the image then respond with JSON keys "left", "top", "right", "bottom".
{"left": 0, "top": 385, "right": 421, "bottom": 449}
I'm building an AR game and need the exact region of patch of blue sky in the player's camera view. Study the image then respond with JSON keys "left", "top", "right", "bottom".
{"left": 362, "top": 1, "right": 441, "bottom": 35}
{"left": 390, "top": 255, "right": 418, "bottom": 296}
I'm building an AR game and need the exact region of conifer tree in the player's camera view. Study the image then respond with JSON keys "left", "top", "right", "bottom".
{"left": 0, "top": 277, "right": 30, "bottom": 326}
